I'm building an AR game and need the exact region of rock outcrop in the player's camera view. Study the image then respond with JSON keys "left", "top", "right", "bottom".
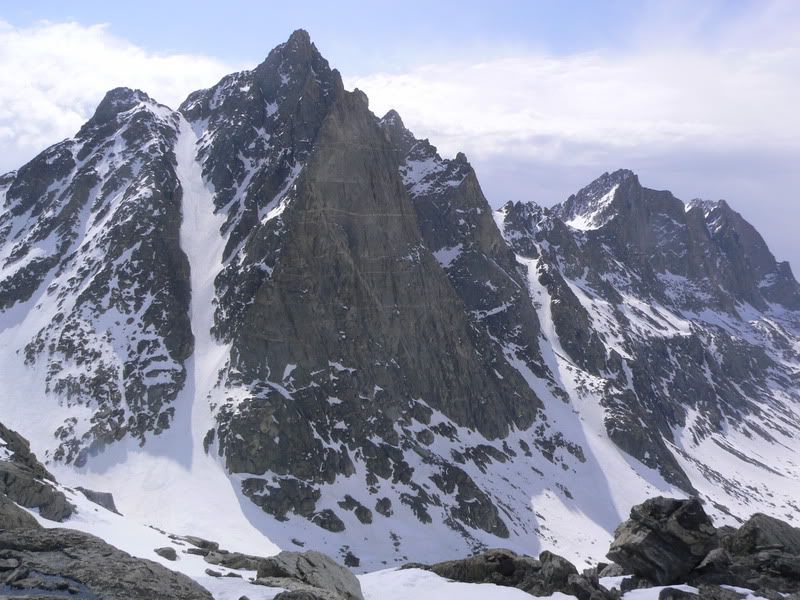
{"left": 0, "top": 493, "right": 41, "bottom": 530}
{"left": 0, "top": 422, "right": 73, "bottom": 521}
{"left": 607, "top": 497, "right": 800, "bottom": 596}
{"left": 76, "top": 487, "right": 120, "bottom": 514}
{"left": 418, "top": 548, "right": 615, "bottom": 599}
{"left": 0, "top": 527, "right": 212, "bottom": 600}
{"left": 607, "top": 497, "right": 718, "bottom": 585}
{"left": 690, "top": 513, "right": 800, "bottom": 593}
{"left": 255, "top": 550, "right": 363, "bottom": 600}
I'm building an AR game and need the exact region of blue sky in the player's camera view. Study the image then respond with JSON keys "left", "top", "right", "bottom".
{"left": 1, "top": 1, "right": 756, "bottom": 72}
{"left": 1, "top": 1, "right": 799, "bottom": 266}
{"left": 3, "top": 1, "right": 638, "bottom": 61}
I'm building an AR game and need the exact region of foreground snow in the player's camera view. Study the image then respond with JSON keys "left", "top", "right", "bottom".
{"left": 360, "top": 568, "right": 571, "bottom": 600}
{"left": 362, "top": 570, "right": 774, "bottom": 600}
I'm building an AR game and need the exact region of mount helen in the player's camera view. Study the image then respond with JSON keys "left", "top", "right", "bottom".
{"left": 1, "top": 29, "right": 799, "bottom": 577}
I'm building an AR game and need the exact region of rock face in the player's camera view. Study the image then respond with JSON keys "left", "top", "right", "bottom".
{"left": 256, "top": 550, "right": 363, "bottom": 600}
{"left": 0, "top": 527, "right": 212, "bottom": 600}
{"left": 3, "top": 28, "right": 800, "bottom": 568}
{"left": 0, "top": 422, "right": 73, "bottom": 522}
{"left": 607, "top": 497, "right": 718, "bottom": 585}
{"left": 191, "top": 34, "right": 545, "bottom": 549}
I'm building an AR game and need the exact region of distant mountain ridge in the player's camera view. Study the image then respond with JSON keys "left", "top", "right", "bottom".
{"left": 1, "top": 29, "right": 799, "bottom": 570}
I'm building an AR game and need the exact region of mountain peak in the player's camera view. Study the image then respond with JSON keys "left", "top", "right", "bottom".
{"left": 286, "top": 28, "right": 312, "bottom": 48}
{"left": 380, "top": 108, "right": 416, "bottom": 153}
{"left": 555, "top": 168, "right": 639, "bottom": 230}
{"left": 686, "top": 198, "right": 730, "bottom": 215}
{"left": 381, "top": 109, "right": 405, "bottom": 129}
{"left": 264, "top": 28, "right": 323, "bottom": 68}
{"left": 90, "top": 87, "right": 157, "bottom": 125}
{"left": 250, "top": 29, "right": 343, "bottom": 101}
{"left": 606, "top": 168, "right": 636, "bottom": 182}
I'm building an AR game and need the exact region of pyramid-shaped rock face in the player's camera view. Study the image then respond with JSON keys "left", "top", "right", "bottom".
{"left": 2, "top": 28, "right": 800, "bottom": 570}
{"left": 189, "top": 42, "right": 551, "bottom": 549}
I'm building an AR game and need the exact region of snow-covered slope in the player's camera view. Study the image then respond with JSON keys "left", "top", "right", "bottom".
{"left": 360, "top": 569, "right": 774, "bottom": 600}
{"left": 1, "top": 29, "right": 799, "bottom": 578}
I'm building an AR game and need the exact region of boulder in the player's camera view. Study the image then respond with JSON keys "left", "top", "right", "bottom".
{"left": 254, "top": 577, "right": 342, "bottom": 600}
{"left": 174, "top": 535, "right": 220, "bottom": 551}
{"left": 695, "top": 585, "right": 747, "bottom": 600}
{"left": 76, "top": 486, "right": 121, "bottom": 514}
{"left": 686, "top": 514, "right": 800, "bottom": 594}
{"left": 659, "top": 588, "right": 698, "bottom": 599}
{"left": 424, "top": 548, "right": 615, "bottom": 599}
{"left": 607, "top": 497, "right": 718, "bottom": 585}
{"left": 256, "top": 550, "right": 363, "bottom": 600}
{"left": 274, "top": 590, "right": 338, "bottom": 600}
{"left": 275, "top": 589, "right": 340, "bottom": 600}
{"left": 0, "top": 493, "right": 41, "bottom": 530}
{"left": 598, "top": 562, "right": 626, "bottom": 577}
{"left": 0, "top": 422, "right": 55, "bottom": 480}
{"left": 204, "top": 548, "right": 263, "bottom": 571}
{"left": 0, "top": 454, "right": 73, "bottom": 522}
{"left": 0, "top": 527, "right": 212, "bottom": 599}
{"left": 724, "top": 513, "right": 800, "bottom": 556}
{"left": 155, "top": 546, "right": 178, "bottom": 561}
{"left": 0, "top": 422, "right": 74, "bottom": 522}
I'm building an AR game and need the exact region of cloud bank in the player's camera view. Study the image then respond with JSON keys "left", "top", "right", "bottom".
{"left": 349, "top": 47, "right": 799, "bottom": 164}
{"left": 0, "top": 20, "right": 235, "bottom": 173}
{"left": 346, "top": 1, "right": 800, "bottom": 266}
{"left": 0, "top": 7, "right": 798, "bottom": 266}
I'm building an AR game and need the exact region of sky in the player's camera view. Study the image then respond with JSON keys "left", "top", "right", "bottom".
{"left": 1, "top": 1, "right": 799, "bottom": 267}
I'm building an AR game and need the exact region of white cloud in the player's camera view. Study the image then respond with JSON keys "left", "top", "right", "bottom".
{"left": 347, "top": 44, "right": 800, "bottom": 167}
{"left": 0, "top": 20, "right": 237, "bottom": 172}
{"left": 344, "top": 1, "right": 800, "bottom": 267}
{"left": 1, "top": 8, "right": 799, "bottom": 267}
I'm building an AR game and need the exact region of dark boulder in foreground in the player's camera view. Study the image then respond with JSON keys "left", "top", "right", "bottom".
{"left": 725, "top": 512, "right": 800, "bottom": 555}
{"left": 606, "top": 497, "right": 718, "bottom": 585}
{"left": 694, "top": 513, "right": 800, "bottom": 593}
{"left": 274, "top": 590, "right": 340, "bottom": 600}
{"left": 658, "top": 586, "right": 754, "bottom": 600}
{"left": 607, "top": 497, "right": 800, "bottom": 596}
{"left": 0, "top": 527, "right": 212, "bottom": 600}
{"left": 255, "top": 550, "right": 364, "bottom": 600}
{"left": 417, "top": 548, "right": 615, "bottom": 599}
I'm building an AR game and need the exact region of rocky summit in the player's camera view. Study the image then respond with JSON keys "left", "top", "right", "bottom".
{"left": 1, "top": 28, "right": 800, "bottom": 581}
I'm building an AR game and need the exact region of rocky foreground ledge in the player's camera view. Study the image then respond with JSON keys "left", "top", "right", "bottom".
{"left": 4, "top": 494, "right": 800, "bottom": 599}
{"left": 407, "top": 496, "right": 800, "bottom": 600}
{"left": 1, "top": 424, "right": 798, "bottom": 600}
